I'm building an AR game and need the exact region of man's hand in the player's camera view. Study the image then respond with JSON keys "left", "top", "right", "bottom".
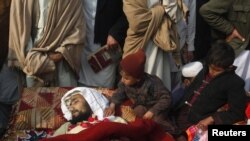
{"left": 226, "top": 28, "right": 245, "bottom": 42}
{"left": 49, "top": 52, "right": 63, "bottom": 63}
{"left": 143, "top": 111, "right": 154, "bottom": 120}
{"left": 106, "top": 35, "right": 119, "bottom": 48}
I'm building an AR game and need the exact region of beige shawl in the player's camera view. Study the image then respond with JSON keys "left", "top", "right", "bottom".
{"left": 123, "top": 0, "right": 185, "bottom": 65}
{"left": 8, "top": 0, "right": 85, "bottom": 76}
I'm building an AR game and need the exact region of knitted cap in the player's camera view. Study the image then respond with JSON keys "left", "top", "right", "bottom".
{"left": 120, "top": 49, "right": 146, "bottom": 79}
{"left": 182, "top": 61, "right": 203, "bottom": 78}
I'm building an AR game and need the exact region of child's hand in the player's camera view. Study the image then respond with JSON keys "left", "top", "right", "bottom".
{"left": 104, "top": 103, "right": 116, "bottom": 117}
{"left": 104, "top": 107, "right": 115, "bottom": 117}
{"left": 143, "top": 111, "right": 154, "bottom": 119}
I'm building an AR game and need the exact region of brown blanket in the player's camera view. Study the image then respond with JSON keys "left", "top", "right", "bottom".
{"left": 123, "top": 0, "right": 181, "bottom": 65}
{"left": 8, "top": 0, "right": 85, "bottom": 76}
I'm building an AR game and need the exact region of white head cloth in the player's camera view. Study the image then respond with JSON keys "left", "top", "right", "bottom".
{"left": 182, "top": 61, "right": 203, "bottom": 78}
{"left": 61, "top": 87, "right": 109, "bottom": 121}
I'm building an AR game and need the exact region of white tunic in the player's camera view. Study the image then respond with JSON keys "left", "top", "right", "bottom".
{"left": 144, "top": 0, "right": 179, "bottom": 91}
{"left": 176, "top": 0, "right": 196, "bottom": 52}
{"left": 79, "top": 0, "right": 116, "bottom": 88}
{"left": 233, "top": 50, "right": 250, "bottom": 93}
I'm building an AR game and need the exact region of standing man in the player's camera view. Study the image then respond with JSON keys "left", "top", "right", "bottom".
{"left": 177, "top": 0, "right": 196, "bottom": 64}
{"left": 0, "top": 0, "right": 11, "bottom": 71}
{"left": 0, "top": 0, "right": 20, "bottom": 138}
{"left": 8, "top": 0, "right": 85, "bottom": 87}
{"left": 200, "top": 0, "right": 250, "bottom": 94}
{"left": 79, "top": 0, "right": 128, "bottom": 88}
{"left": 193, "top": 0, "right": 211, "bottom": 61}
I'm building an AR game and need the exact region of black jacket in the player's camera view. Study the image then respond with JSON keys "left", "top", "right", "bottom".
{"left": 176, "top": 66, "right": 247, "bottom": 125}
{"left": 94, "top": 0, "right": 128, "bottom": 47}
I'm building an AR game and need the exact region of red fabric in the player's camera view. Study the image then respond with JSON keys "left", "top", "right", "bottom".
{"left": 40, "top": 119, "right": 174, "bottom": 141}
{"left": 120, "top": 49, "right": 146, "bottom": 79}
{"left": 186, "top": 125, "right": 198, "bottom": 141}
{"left": 245, "top": 103, "right": 250, "bottom": 118}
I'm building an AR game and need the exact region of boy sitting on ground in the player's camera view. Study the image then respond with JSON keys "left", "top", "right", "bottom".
{"left": 171, "top": 61, "right": 203, "bottom": 107}
{"left": 104, "top": 49, "right": 177, "bottom": 135}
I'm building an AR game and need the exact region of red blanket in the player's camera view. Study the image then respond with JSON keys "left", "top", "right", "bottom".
{"left": 40, "top": 119, "right": 174, "bottom": 141}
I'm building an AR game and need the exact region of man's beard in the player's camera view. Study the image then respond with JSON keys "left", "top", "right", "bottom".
{"left": 69, "top": 110, "right": 92, "bottom": 124}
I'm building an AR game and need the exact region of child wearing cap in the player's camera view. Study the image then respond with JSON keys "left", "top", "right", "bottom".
{"left": 104, "top": 49, "right": 177, "bottom": 134}
{"left": 182, "top": 61, "right": 203, "bottom": 88}
{"left": 171, "top": 61, "right": 203, "bottom": 107}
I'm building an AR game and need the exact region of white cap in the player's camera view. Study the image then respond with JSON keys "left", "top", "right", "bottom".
{"left": 182, "top": 61, "right": 203, "bottom": 78}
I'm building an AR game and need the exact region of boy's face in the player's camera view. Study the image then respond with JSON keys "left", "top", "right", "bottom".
{"left": 183, "top": 77, "right": 194, "bottom": 87}
{"left": 120, "top": 70, "right": 139, "bottom": 86}
{"left": 208, "top": 64, "right": 225, "bottom": 78}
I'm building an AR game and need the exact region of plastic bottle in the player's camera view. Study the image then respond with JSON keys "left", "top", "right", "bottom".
{"left": 193, "top": 128, "right": 203, "bottom": 141}
{"left": 186, "top": 125, "right": 204, "bottom": 141}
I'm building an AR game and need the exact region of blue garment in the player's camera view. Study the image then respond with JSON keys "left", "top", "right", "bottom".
{"left": 0, "top": 65, "right": 20, "bottom": 129}
{"left": 171, "top": 86, "right": 185, "bottom": 107}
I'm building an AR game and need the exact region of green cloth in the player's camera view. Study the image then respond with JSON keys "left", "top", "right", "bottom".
{"left": 200, "top": 0, "right": 250, "bottom": 56}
